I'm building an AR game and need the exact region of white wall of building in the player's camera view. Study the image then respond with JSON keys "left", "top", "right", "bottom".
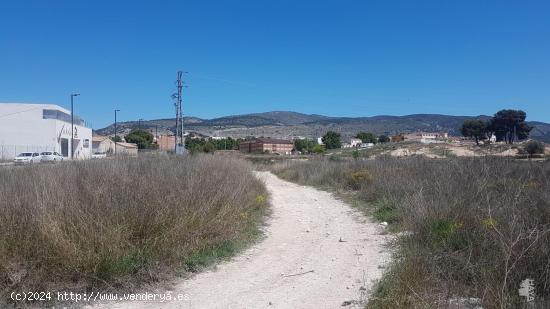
{"left": 0, "top": 103, "right": 92, "bottom": 160}
{"left": 350, "top": 138, "right": 362, "bottom": 147}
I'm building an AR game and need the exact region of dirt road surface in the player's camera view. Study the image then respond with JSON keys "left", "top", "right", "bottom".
{"left": 92, "top": 172, "right": 391, "bottom": 309}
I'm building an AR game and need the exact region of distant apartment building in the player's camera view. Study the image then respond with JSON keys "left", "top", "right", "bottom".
{"left": 239, "top": 138, "right": 293, "bottom": 154}
{"left": 156, "top": 135, "right": 176, "bottom": 151}
{"left": 404, "top": 132, "right": 449, "bottom": 144}
{"left": 0, "top": 103, "right": 92, "bottom": 160}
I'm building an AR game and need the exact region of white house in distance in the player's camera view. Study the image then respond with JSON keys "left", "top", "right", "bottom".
{"left": 403, "top": 132, "right": 449, "bottom": 144}
{"left": 92, "top": 135, "right": 138, "bottom": 156}
{"left": 350, "top": 138, "right": 362, "bottom": 147}
{"left": 0, "top": 103, "right": 92, "bottom": 160}
{"left": 419, "top": 132, "right": 448, "bottom": 144}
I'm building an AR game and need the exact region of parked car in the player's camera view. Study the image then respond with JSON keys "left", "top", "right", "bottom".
{"left": 92, "top": 153, "right": 107, "bottom": 159}
{"left": 13, "top": 152, "right": 42, "bottom": 165}
{"left": 40, "top": 151, "right": 64, "bottom": 163}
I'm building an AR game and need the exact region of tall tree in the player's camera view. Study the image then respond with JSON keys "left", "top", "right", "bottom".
{"left": 322, "top": 131, "right": 342, "bottom": 149}
{"left": 487, "top": 110, "right": 532, "bottom": 144}
{"left": 378, "top": 135, "right": 390, "bottom": 143}
{"left": 294, "top": 139, "right": 317, "bottom": 153}
{"left": 203, "top": 141, "right": 216, "bottom": 153}
{"left": 210, "top": 137, "right": 241, "bottom": 150}
{"left": 460, "top": 120, "right": 487, "bottom": 145}
{"left": 356, "top": 132, "right": 377, "bottom": 144}
{"left": 185, "top": 138, "right": 205, "bottom": 153}
{"left": 111, "top": 135, "right": 122, "bottom": 142}
{"left": 125, "top": 129, "right": 156, "bottom": 149}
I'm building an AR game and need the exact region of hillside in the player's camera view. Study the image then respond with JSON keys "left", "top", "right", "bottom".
{"left": 95, "top": 111, "right": 550, "bottom": 142}
{"left": 529, "top": 121, "right": 550, "bottom": 143}
{"left": 207, "top": 111, "right": 331, "bottom": 126}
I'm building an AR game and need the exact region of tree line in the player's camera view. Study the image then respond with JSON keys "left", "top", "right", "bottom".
{"left": 461, "top": 109, "right": 532, "bottom": 145}
{"left": 185, "top": 137, "right": 243, "bottom": 153}
{"left": 319, "top": 131, "right": 390, "bottom": 150}
{"left": 113, "top": 129, "right": 244, "bottom": 153}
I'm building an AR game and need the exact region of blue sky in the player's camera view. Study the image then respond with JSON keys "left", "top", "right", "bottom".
{"left": 1, "top": 0, "right": 549, "bottom": 128}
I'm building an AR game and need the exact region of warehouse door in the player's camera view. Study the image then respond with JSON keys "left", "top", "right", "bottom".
{"left": 60, "top": 139, "right": 68, "bottom": 157}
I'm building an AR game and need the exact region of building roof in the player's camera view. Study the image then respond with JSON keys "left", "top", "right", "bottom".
{"left": 241, "top": 138, "right": 293, "bottom": 145}
{"left": 405, "top": 131, "right": 448, "bottom": 136}
{"left": 0, "top": 102, "right": 71, "bottom": 114}
{"left": 116, "top": 142, "right": 138, "bottom": 149}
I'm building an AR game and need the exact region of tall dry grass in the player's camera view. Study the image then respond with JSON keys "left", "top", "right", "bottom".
{"left": 0, "top": 154, "right": 267, "bottom": 303}
{"left": 272, "top": 156, "right": 550, "bottom": 308}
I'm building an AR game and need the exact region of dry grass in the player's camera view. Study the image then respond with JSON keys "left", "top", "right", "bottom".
{"left": 0, "top": 154, "right": 267, "bottom": 304}
{"left": 272, "top": 157, "right": 550, "bottom": 308}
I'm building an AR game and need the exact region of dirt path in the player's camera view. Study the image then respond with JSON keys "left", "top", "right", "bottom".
{"left": 94, "top": 172, "right": 391, "bottom": 309}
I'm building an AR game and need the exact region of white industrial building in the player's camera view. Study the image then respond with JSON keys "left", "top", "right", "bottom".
{"left": 0, "top": 103, "right": 92, "bottom": 160}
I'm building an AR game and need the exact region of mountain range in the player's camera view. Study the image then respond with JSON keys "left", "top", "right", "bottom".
{"left": 96, "top": 111, "right": 550, "bottom": 142}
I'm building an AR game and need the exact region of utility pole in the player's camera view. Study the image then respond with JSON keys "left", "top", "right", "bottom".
{"left": 70, "top": 93, "right": 80, "bottom": 160}
{"left": 114, "top": 109, "right": 120, "bottom": 155}
{"left": 172, "top": 71, "right": 186, "bottom": 154}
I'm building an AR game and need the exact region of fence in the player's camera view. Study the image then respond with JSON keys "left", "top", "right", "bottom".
{"left": 0, "top": 144, "right": 56, "bottom": 160}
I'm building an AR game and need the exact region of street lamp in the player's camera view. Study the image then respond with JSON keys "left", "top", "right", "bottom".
{"left": 70, "top": 93, "right": 80, "bottom": 160}
{"left": 114, "top": 109, "right": 120, "bottom": 155}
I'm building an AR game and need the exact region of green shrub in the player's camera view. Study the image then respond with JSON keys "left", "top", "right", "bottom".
{"left": 427, "top": 218, "right": 468, "bottom": 250}
{"left": 378, "top": 135, "right": 390, "bottom": 143}
{"left": 311, "top": 144, "right": 325, "bottom": 154}
{"left": 97, "top": 251, "right": 150, "bottom": 279}
{"left": 524, "top": 140, "right": 545, "bottom": 157}
{"left": 183, "top": 241, "right": 239, "bottom": 272}
{"left": 372, "top": 198, "right": 401, "bottom": 224}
